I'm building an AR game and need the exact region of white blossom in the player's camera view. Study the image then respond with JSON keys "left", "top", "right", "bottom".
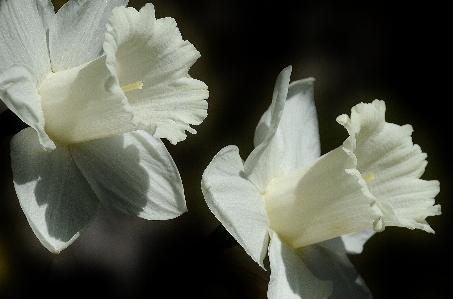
{"left": 202, "top": 66, "right": 440, "bottom": 298}
{"left": 0, "top": 0, "right": 208, "bottom": 253}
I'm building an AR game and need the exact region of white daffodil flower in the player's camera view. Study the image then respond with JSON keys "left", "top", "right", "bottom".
{"left": 202, "top": 66, "right": 440, "bottom": 298}
{"left": 0, "top": 0, "right": 208, "bottom": 253}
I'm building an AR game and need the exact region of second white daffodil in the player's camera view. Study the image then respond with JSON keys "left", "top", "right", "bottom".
{"left": 202, "top": 66, "right": 440, "bottom": 298}
{"left": 0, "top": 0, "right": 208, "bottom": 253}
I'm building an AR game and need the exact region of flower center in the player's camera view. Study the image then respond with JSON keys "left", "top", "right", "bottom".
{"left": 121, "top": 81, "right": 143, "bottom": 92}
{"left": 39, "top": 56, "right": 137, "bottom": 145}
{"left": 264, "top": 147, "right": 381, "bottom": 249}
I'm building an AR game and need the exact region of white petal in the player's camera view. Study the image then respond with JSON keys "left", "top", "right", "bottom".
{"left": 71, "top": 130, "right": 186, "bottom": 220}
{"left": 0, "top": 65, "right": 55, "bottom": 149}
{"left": 0, "top": 0, "right": 52, "bottom": 83}
{"left": 10, "top": 128, "right": 100, "bottom": 253}
{"left": 49, "top": 0, "right": 128, "bottom": 71}
{"left": 341, "top": 229, "right": 376, "bottom": 254}
{"left": 244, "top": 66, "right": 292, "bottom": 192}
{"left": 267, "top": 230, "right": 332, "bottom": 299}
{"left": 338, "top": 100, "right": 441, "bottom": 233}
{"left": 264, "top": 146, "right": 382, "bottom": 249}
{"left": 104, "top": 4, "right": 208, "bottom": 144}
{"left": 254, "top": 77, "right": 320, "bottom": 173}
{"left": 296, "top": 237, "right": 372, "bottom": 299}
{"left": 202, "top": 145, "right": 269, "bottom": 267}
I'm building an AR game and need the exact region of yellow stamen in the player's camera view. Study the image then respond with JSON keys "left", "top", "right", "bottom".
{"left": 363, "top": 173, "right": 375, "bottom": 182}
{"left": 121, "top": 81, "right": 143, "bottom": 92}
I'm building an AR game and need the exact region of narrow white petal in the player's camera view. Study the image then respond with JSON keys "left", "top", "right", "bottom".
{"left": 267, "top": 230, "right": 332, "bottom": 299}
{"left": 0, "top": 65, "right": 54, "bottom": 149}
{"left": 341, "top": 229, "right": 376, "bottom": 254}
{"left": 254, "top": 77, "right": 320, "bottom": 173}
{"left": 71, "top": 131, "right": 186, "bottom": 220}
{"left": 264, "top": 146, "right": 382, "bottom": 249}
{"left": 202, "top": 145, "right": 269, "bottom": 267}
{"left": 104, "top": 4, "right": 208, "bottom": 144}
{"left": 50, "top": 0, "right": 128, "bottom": 71}
{"left": 10, "top": 128, "right": 100, "bottom": 253}
{"left": 338, "top": 100, "right": 441, "bottom": 233}
{"left": 296, "top": 237, "right": 372, "bottom": 299}
{"left": 244, "top": 66, "right": 292, "bottom": 192}
{"left": 0, "top": 0, "right": 52, "bottom": 83}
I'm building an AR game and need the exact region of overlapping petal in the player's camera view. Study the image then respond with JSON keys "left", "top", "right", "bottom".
{"left": 0, "top": 0, "right": 52, "bottom": 83}
{"left": 71, "top": 130, "right": 186, "bottom": 220}
{"left": 267, "top": 230, "right": 332, "bottom": 299}
{"left": 10, "top": 128, "right": 100, "bottom": 253}
{"left": 244, "top": 66, "right": 292, "bottom": 192}
{"left": 202, "top": 145, "right": 269, "bottom": 267}
{"left": 0, "top": 65, "right": 55, "bottom": 149}
{"left": 49, "top": 0, "right": 128, "bottom": 71}
{"left": 104, "top": 3, "right": 209, "bottom": 145}
{"left": 296, "top": 238, "right": 372, "bottom": 299}
{"left": 254, "top": 77, "right": 320, "bottom": 174}
{"left": 340, "top": 229, "right": 376, "bottom": 254}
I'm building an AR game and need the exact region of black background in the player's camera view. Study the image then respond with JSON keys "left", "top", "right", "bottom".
{"left": 1, "top": 1, "right": 450, "bottom": 298}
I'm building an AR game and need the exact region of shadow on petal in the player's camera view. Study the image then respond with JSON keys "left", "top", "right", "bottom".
{"left": 10, "top": 128, "right": 100, "bottom": 252}
{"left": 296, "top": 238, "right": 373, "bottom": 299}
{"left": 71, "top": 131, "right": 186, "bottom": 220}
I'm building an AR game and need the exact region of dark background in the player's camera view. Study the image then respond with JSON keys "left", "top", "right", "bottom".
{"left": 1, "top": 1, "right": 450, "bottom": 298}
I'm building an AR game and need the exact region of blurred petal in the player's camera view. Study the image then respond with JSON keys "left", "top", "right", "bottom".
{"left": 202, "top": 145, "right": 269, "bottom": 267}
{"left": 0, "top": 0, "right": 51, "bottom": 83}
{"left": 10, "top": 128, "right": 100, "bottom": 253}
{"left": 0, "top": 65, "right": 55, "bottom": 149}
{"left": 268, "top": 230, "right": 332, "bottom": 299}
{"left": 104, "top": 4, "right": 208, "bottom": 144}
{"left": 71, "top": 130, "right": 186, "bottom": 220}
{"left": 50, "top": 0, "right": 128, "bottom": 71}
{"left": 244, "top": 66, "right": 292, "bottom": 192}
{"left": 297, "top": 238, "right": 372, "bottom": 299}
{"left": 0, "top": 99, "right": 7, "bottom": 114}
{"left": 338, "top": 100, "right": 441, "bottom": 233}
{"left": 341, "top": 229, "right": 376, "bottom": 254}
{"left": 254, "top": 77, "right": 320, "bottom": 173}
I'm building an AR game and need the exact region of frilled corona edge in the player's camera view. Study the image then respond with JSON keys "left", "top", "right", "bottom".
{"left": 40, "top": 4, "right": 209, "bottom": 145}
{"left": 104, "top": 4, "right": 209, "bottom": 145}
{"left": 337, "top": 100, "right": 441, "bottom": 233}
